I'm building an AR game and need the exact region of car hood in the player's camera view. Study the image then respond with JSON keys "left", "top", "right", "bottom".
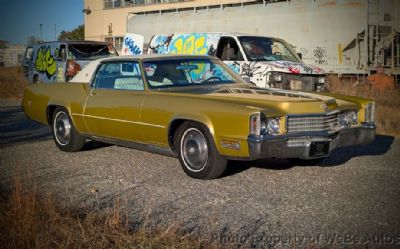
{"left": 256, "top": 60, "right": 325, "bottom": 75}
{"left": 164, "top": 84, "right": 356, "bottom": 114}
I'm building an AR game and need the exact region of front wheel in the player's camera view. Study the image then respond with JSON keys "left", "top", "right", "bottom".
{"left": 52, "top": 107, "right": 85, "bottom": 152}
{"left": 174, "top": 122, "right": 227, "bottom": 179}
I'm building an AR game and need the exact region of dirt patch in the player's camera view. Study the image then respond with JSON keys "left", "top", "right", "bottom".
{"left": 0, "top": 67, "right": 28, "bottom": 100}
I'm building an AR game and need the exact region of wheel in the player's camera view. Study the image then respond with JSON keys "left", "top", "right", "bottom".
{"left": 174, "top": 122, "right": 227, "bottom": 179}
{"left": 33, "top": 75, "right": 39, "bottom": 84}
{"left": 287, "top": 158, "right": 325, "bottom": 166}
{"left": 52, "top": 107, "right": 85, "bottom": 152}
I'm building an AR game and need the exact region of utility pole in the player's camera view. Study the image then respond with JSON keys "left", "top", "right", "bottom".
{"left": 40, "top": 24, "right": 43, "bottom": 41}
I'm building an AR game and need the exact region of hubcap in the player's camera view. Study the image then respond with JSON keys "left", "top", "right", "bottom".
{"left": 53, "top": 111, "right": 71, "bottom": 146}
{"left": 181, "top": 128, "right": 208, "bottom": 172}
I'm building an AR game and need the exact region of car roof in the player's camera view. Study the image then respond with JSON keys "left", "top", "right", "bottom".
{"left": 33, "top": 40, "right": 109, "bottom": 46}
{"left": 101, "top": 54, "right": 215, "bottom": 62}
{"left": 69, "top": 54, "right": 217, "bottom": 83}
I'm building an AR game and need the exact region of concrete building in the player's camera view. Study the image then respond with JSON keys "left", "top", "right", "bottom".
{"left": 0, "top": 43, "right": 26, "bottom": 67}
{"left": 83, "top": 0, "right": 262, "bottom": 51}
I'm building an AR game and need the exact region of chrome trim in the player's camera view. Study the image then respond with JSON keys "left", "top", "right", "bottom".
{"left": 72, "top": 113, "right": 165, "bottom": 128}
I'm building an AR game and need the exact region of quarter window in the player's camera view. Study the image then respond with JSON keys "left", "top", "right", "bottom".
{"left": 93, "top": 61, "right": 144, "bottom": 91}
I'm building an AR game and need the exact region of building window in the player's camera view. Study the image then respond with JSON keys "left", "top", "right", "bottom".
{"left": 104, "top": 0, "right": 188, "bottom": 9}
{"left": 104, "top": 36, "right": 124, "bottom": 52}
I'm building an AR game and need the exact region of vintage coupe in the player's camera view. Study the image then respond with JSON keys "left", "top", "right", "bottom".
{"left": 23, "top": 55, "right": 376, "bottom": 179}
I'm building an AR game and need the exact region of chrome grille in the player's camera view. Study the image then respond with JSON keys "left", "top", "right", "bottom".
{"left": 287, "top": 112, "right": 339, "bottom": 133}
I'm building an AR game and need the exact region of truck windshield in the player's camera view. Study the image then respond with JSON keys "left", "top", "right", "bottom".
{"left": 238, "top": 36, "right": 301, "bottom": 63}
{"left": 68, "top": 44, "right": 118, "bottom": 60}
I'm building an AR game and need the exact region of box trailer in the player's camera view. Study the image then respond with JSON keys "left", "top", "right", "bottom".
{"left": 127, "top": 0, "right": 400, "bottom": 84}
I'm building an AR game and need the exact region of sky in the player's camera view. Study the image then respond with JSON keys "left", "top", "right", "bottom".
{"left": 0, "top": 0, "right": 83, "bottom": 45}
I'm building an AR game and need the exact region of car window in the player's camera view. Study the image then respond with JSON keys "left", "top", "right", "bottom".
{"left": 143, "top": 58, "right": 240, "bottom": 89}
{"left": 92, "top": 61, "right": 144, "bottom": 91}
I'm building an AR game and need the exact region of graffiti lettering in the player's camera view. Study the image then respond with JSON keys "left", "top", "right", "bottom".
{"left": 123, "top": 36, "right": 142, "bottom": 55}
{"left": 169, "top": 34, "right": 208, "bottom": 55}
{"left": 35, "top": 46, "right": 57, "bottom": 78}
{"left": 313, "top": 46, "right": 328, "bottom": 65}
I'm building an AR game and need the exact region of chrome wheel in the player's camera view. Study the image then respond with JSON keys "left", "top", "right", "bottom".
{"left": 180, "top": 128, "right": 208, "bottom": 172}
{"left": 53, "top": 111, "right": 71, "bottom": 146}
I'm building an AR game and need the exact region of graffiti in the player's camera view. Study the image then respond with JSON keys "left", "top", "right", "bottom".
{"left": 313, "top": 46, "right": 328, "bottom": 65}
{"left": 169, "top": 34, "right": 208, "bottom": 55}
{"left": 148, "top": 34, "right": 172, "bottom": 54}
{"left": 123, "top": 36, "right": 141, "bottom": 55}
{"left": 226, "top": 62, "right": 240, "bottom": 74}
{"left": 35, "top": 46, "right": 57, "bottom": 78}
{"left": 288, "top": 66, "right": 300, "bottom": 74}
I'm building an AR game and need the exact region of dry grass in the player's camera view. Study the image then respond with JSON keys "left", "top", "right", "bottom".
{"left": 0, "top": 170, "right": 218, "bottom": 249}
{"left": 327, "top": 75, "right": 400, "bottom": 137}
{"left": 0, "top": 67, "right": 28, "bottom": 100}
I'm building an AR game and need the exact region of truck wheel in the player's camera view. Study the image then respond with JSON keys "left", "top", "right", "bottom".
{"left": 33, "top": 75, "right": 39, "bottom": 84}
{"left": 174, "top": 122, "right": 227, "bottom": 179}
{"left": 52, "top": 107, "right": 85, "bottom": 152}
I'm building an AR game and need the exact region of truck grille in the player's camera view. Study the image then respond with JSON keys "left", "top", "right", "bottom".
{"left": 287, "top": 112, "right": 339, "bottom": 133}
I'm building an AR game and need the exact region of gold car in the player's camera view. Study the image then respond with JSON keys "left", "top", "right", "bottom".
{"left": 22, "top": 55, "right": 376, "bottom": 179}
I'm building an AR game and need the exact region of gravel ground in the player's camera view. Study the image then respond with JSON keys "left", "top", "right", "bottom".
{"left": 1, "top": 101, "right": 400, "bottom": 248}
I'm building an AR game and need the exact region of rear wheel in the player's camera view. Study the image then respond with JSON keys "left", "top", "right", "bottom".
{"left": 174, "top": 122, "right": 227, "bottom": 179}
{"left": 52, "top": 107, "right": 85, "bottom": 152}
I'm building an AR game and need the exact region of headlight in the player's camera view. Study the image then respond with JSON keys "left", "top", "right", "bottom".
{"left": 316, "top": 77, "right": 326, "bottom": 84}
{"left": 272, "top": 73, "right": 283, "bottom": 83}
{"left": 250, "top": 113, "right": 261, "bottom": 136}
{"left": 266, "top": 118, "right": 280, "bottom": 135}
{"left": 315, "top": 77, "right": 326, "bottom": 91}
{"left": 250, "top": 113, "right": 280, "bottom": 135}
{"left": 365, "top": 102, "right": 375, "bottom": 123}
{"left": 338, "top": 111, "right": 358, "bottom": 128}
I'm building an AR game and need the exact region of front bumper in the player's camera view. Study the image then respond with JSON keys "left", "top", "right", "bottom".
{"left": 248, "top": 122, "right": 376, "bottom": 160}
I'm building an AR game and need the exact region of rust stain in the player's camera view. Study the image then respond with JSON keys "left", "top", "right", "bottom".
{"left": 342, "top": 2, "right": 365, "bottom": 8}
{"left": 317, "top": 1, "right": 336, "bottom": 8}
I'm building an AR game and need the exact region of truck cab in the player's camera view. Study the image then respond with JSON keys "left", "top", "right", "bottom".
{"left": 146, "top": 33, "right": 326, "bottom": 91}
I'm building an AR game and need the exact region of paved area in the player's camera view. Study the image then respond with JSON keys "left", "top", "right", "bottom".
{"left": 1, "top": 101, "right": 399, "bottom": 248}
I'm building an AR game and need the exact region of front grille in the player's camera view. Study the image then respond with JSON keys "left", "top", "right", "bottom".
{"left": 287, "top": 112, "right": 339, "bottom": 133}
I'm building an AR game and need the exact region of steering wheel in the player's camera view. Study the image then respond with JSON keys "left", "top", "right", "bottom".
{"left": 204, "top": 76, "right": 222, "bottom": 82}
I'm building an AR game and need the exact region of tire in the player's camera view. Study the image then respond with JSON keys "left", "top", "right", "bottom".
{"left": 52, "top": 107, "right": 85, "bottom": 152}
{"left": 174, "top": 122, "right": 227, "bottom": 179}
{"left": 287, "top": 157, "right": 325, "bottom": 166}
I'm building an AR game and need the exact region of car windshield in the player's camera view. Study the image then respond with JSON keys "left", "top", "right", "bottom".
{"left": 143, "top": 58, "right": 242, "bottom": 89}
{"left": 238, "top": 36, "right": 301, "bottom": 62}
{"left": 68, "top": 44, "right": 118, "bottom": 60}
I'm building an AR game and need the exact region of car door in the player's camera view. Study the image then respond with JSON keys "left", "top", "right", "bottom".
{"left": 83, "top": 60, "right": 146, "bottom": 142}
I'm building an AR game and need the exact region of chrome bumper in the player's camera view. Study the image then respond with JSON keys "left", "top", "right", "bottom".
{"left": 248, "top": 123, "right": 376, "bottom": 160}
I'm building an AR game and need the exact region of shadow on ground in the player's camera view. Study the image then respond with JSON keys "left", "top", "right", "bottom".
{"left": 0, "top": 105, "right": 52, "bottom": 147}
{"left": 223, "top": 134, "right": 395, "bottom": 177}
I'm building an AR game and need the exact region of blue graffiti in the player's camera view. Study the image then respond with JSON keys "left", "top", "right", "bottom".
{"left": 226, "top": 62, "right": 240, "bottom": 74}
{"left": 124, "top": 36, "right": 141, "bottom": 55}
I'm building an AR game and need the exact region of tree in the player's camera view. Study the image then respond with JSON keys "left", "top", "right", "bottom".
{"left": 58, "top": 25, "right": 84, "bottom": 41}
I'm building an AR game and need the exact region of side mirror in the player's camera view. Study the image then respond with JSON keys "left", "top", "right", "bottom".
{"left": 297, "top": 53, "right": 303, "bottom": 60}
